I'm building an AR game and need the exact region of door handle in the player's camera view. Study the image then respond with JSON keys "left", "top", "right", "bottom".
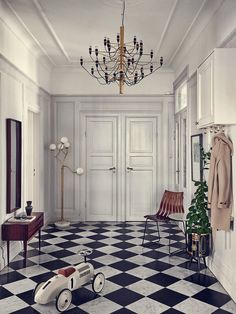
{"left": 127, "top": 167, "right": 133, "bottom": 170}
{"left": 109, "top": 167, "right": 116, "bottom": 171}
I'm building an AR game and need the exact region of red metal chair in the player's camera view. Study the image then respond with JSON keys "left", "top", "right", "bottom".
{"left": 142, "top": 190, "right": 184, "bottom": 246}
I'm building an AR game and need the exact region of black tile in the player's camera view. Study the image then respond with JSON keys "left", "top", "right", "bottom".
{"left": 62, "top": 234, "right": 82, "bottom": 241}
{"left": 184, "top": 273, "right": 218, "bottom": 287}
{"left": 88, "top": 234, "right": 108, "bottom": 240}
{"left": 108, "top": 273, "right": 140, "bottom": 286}
{"left": 149, "top": 288, "right": 188, "bottom": 307}
{"left": 0, "top": 271, "right": 26, "bottom": 285}
{"left": 146, "top": 273, "right": 179, "bottom": 287}
{"left": 11, "top": 307, "right": 40, "bottom": 314}
{"left": 144, "top": 260, "right": 173, "bottom": 272}
{"left": 71, "top": 287, "right": 99, "bottom": 306}
{"left": 115, "top": 223, "right": 133, "bottom": 227}
{"left": 91, "top": 228, "right": 110, "bottom": 233}
{"left": 167, "top": 234, "right": 185, "bottom": 241}
{"left": 114, "top": 235, "right": 133, "bottom": 241}
{"left": 66, "top": 307, "right": 88, "bottom": 314}
{"left": 114, "top": 242, "right": 135, "bottom": 250}
{"left": 212, "top": 310, "right": 233, "bottom": 314}
{"left": 39, "top": 234, "right": 57, "bottom": 240}
{"left": 115, "top": 229, "right": 134, "bottom": 234}
{"left": 49, "top": 249, "right": 75, "bottom": 258}
{"left": 141, "top": 250, "right": 167, "bottom": 260}
{"left": 19, "top": 249, "right": 45, "bottom": 258}
{"left": 0, "top": 286, "right": 13, "bottom": 299}
{"left": 9, "top": 259, "right": 36, "bottom": 270}
{"left": 41, "top": 259, "right": 70, "bottom": 270}
{"left": 85, "top": 242, "right": 107, "bottom": 249}
{"left": 56, "top": 241, "right": 78, "bottom": 249}
{"left": 193, "top": 288, "right": 231, "bottom": 307}
{"left": 90, "top": 260, "right": 105, "bottom": 270}
{"left": 110, "top": 260, "right": 138, "bottom": 272}
{"left": 29, "top": 241, "right": 50, "bottom": 249}
{"left": 111, "top": 250, "right": 136, "bottom": 260}
{"left": 17, "top": 289, "right": 35, "bottom": 305}
{"left": 30, "top": 271, "right": 56, "bottom": 284}
{"left": 106, "top": 288, "right": 143, "bottom": 306}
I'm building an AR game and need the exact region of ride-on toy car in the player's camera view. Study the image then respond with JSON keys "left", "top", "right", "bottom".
{"left": 33, "top": 248, "right": 105, "bottom": 312}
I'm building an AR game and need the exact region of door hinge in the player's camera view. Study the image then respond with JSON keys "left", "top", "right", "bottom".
{"left": 85, "top": 131, "right": 87, "bottom": 137}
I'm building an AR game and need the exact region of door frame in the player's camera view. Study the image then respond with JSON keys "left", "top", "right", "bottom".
{"left": 80, "top": 110, "right": 163, "bottom": 221}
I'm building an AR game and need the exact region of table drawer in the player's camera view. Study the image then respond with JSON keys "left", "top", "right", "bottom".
{"left": 28, "top": 214, "right": 43, "bottom": 239}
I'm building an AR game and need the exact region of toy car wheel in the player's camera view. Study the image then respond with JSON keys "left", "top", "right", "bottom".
{"left": 92, "top": 272, "right": 105, "bottom": 293}
{"left": 56, "top": 289, "right": 72, "bottom": 312}
{"left": 32, "top": 282, "right": 44, "bottom": 300}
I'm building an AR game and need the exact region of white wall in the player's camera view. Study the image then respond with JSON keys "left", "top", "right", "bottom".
{"left": 172, "top": 0, "right": 236, "bottom": 302}
{"left": 51, "top": 95, "right": 174, "bottom": 222}
{"left": 51, "top": 67, "right": 174, "bottom": 95}
{"left": 0, "top": 0, "right": 52, "bottom": 93}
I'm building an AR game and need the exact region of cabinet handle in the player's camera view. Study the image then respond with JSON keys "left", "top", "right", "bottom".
{"left": 109, "top": 167, "right": 116, "bottom": 171}
{"left": 195, "top": 121, "right": 199, "bottom": 125}
{"left": 127, "top": 167, "right": 134, "bottom": 170}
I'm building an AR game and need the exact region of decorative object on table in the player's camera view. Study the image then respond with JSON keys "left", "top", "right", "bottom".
{"left": 191, "top": 134, "right": 203, "bottom": 182}
{"left": 80, "top": 0, "right": 163, "bottom": 94}
{"left": 33, "top": 248, "right": 105, "bottom": 312}
{"left": 187, "top": 146, "right": 211, "bottom": 271}
{"left": 25, "top": 201, "right": 33, "bottom": 216}
{"left": 208, "top": 132, "right": 233, "bottom": 231}
{"left": 49, "top": 137, "right": 84, "bottom": 229}
{"left": 6, "top": 118, "right": 22, "bottom": 214}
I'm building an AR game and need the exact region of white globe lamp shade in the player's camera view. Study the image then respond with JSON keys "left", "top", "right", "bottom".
{"left": 49, "top": 143, "right": 56, "bottom": 151}
{"left": 60, "top": 137, "right": 68, "bottom": 144}
{"left": 57, "top": 143, "right": 64, "bottom": 150}
{"left": 76, "top": 167, "right": 84, "bottom": 175}
{"left": 64, "top": 142, "right": 70, "bottom": 148}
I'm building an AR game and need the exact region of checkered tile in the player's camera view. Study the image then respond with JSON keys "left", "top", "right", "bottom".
{"left": 0, "top": 221, "right": 235, "bottom": 313}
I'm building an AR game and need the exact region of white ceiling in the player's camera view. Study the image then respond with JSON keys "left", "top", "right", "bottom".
{"left": 6, "top": 0, "right": 207, "bottom": 68}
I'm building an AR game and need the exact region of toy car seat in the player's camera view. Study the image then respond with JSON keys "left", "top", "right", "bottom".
{"left": 58, "top": 267, "right": 76, "bottom": 277}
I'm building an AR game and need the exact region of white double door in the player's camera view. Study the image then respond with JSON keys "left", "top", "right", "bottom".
{"left": 85, "top": 115, "right": 157, "bottom": 221}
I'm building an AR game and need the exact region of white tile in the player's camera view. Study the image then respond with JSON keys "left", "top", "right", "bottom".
{"left": 126, "top": 255, "right": 154, "bottom": 266}
{"left": 208, "top": 282, "right": 228, "bottom": 294}
{"left": 4, "top": 278, "right": 36, "bottom": 294}
{"left": 86, "top": 279, "right": 120, "bottom": 295}
{"left": 29, "top": 254, "right": 57, "bottom": 264}
{"left": 63, "top": 254, "right": 82, "bottom": 265}
{"left": 162, "top": 266, "right": 195, "bottom": 279}
{"left": 95, "top": 255, "right": 121, "bottom": 266}
{"left": 127, "top": 297, "right": 169, "bottom": 314}
{"left": 0, "top": 266, "right": 15, "bottom": 275}
{"left": 128, "top": 231, "right": 144, "bottom": 238}
{"left": 44, "top": 238, "right": 66, "bottom": 245}
{"left": 78, "top": 231, "right": 97, "bottom": 237}
{"left": 174, "top": 298, "right": 217, "bottom": 313}
{"left": 97, "top": 246, "right": 121, "bottom": 254}
{"left": 40, "top": 245, "right": 63, "bottom": 253}
{"left": 17, "top": 265, "right": 49, "bottom": 277}
{"left": 158, "top": 255, "right": 187, "bottom": 266}
{"left": 168, "top": 280, "right": 205, "bottom": 297}
{"left": 126, "top": 246, "right": 152, "bottom": 255}
{"left": 221, "top": 300, "right": 236, "bottom": 313}
{"left": 32, "top": 302, "right": 63, "bottom": 313}
{"left": 128, "top": 280, "right": 162, "bottom": 296}
{"left": 99, "top": 238, "right": 121, "bottom": 245}
{"left": 0, "top": 296, "right": 28, "bottom": 313}
{"left": 102, "top": 231, "right": 122, "bottom": 238}
{"left": 50, "top": 231, "right": 72, "bottom": 237}
{"left": 79, "top": 296, "right": 121, "bottom": 314}
{"left": 95, "top": 265, "right": 122, "bottom": 278}
{"left": 126, "top": 266, "right": 157, "bottom": 279}
{"left": 126, "top": 238, "right": 143, "bottom": 245}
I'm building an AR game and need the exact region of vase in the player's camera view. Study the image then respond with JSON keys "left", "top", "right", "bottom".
{"left": 25, "top": 201, "right": 33, "bottom": 216}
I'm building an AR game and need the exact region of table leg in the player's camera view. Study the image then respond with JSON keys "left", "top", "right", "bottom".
{"left": 38, "top": 228, "right": 41, "bottom": 251}
{"left": 23, "top": 241, "right": 27, "bottom": 268}
{"left": 7, "top": 241, "right": 10, "bottom": 266}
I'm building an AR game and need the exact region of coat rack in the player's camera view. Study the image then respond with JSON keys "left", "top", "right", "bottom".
{"left": 203, "top": 124, "right": 225, "bottom": 134}
{"left": 49, "top": 137, "right": 83, "bottom": 229}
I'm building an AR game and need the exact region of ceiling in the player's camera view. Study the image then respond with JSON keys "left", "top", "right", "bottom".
{"left": 6, "top": 0, "right": 207, "bottom": 68}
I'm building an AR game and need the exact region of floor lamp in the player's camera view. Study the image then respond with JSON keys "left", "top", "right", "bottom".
{"left": 49, "top": 137, "right": 83, "bottom": 229}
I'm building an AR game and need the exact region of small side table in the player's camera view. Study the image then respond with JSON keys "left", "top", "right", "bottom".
{"left": 168, "top": 213, "right": 187, "bottom": 256}
{"left": 2, "top": 212, "right": 44, "bottom": 267}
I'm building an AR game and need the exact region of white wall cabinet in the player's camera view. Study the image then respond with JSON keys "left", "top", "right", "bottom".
{"left": 197, "top": 48, "right": 236, "bottom": 128}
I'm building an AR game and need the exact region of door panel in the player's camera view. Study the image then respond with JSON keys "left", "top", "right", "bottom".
{"left": 126, "top": 117, "right": 157, "bottom": 221}
{"left": 86, "top": 117, "right": 117, "bottom": 221}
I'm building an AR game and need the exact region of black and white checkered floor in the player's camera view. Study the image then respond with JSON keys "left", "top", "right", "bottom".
{"left": 0, "top": 221, "right": 235, "bottom": 314}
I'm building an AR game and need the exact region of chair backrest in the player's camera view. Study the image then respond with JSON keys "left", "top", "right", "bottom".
{"left": 157, "top": 190, "right": 184, "bottom": 217}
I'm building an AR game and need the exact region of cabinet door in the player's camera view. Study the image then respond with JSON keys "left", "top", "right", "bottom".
{"left": 197, "top": 54, "right": 214, "bottom": 127}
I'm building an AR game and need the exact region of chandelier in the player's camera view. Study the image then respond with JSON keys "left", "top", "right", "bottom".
{"left": 80, "top": 0, "right": 163, "bottom": 94}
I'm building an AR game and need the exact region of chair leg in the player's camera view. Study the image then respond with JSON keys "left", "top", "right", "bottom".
{"left": 142, "top": 218, "right": 148, "bottom": 246}
{"left": 203, "top": 257, "right": 207, "bottom": 268}
{"left": 168, "top": 220, "right": 172, "bottom": 254}
{"left": 156, "top": 220, "right": 160, "bottom": 242}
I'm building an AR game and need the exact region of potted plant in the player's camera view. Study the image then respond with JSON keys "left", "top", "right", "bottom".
{"left": 186, "top": 147, "right": 211, "bottom": 266}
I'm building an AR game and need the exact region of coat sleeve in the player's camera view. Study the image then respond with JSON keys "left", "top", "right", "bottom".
{"left": 208, "top": 151, "right": 216, "bottom": 206}
{"left": 217, "top": 144, "right": 232, "bottom": 208}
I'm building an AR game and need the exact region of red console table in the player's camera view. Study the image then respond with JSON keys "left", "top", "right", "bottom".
{"left": 2, "top": 212, "right": 44, "bottom": 267}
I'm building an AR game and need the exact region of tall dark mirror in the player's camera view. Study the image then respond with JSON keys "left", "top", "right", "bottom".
{"left": 6, "top": 118, "right": 22, "bottom": 213}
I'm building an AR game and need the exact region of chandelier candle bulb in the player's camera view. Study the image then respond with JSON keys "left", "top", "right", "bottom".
{"left": 80, "top": 0, "right": 163, "bottom": 94}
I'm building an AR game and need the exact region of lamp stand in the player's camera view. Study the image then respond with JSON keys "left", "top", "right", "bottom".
{"left": 55, "top": 165, "right": 70, "bottom": 229}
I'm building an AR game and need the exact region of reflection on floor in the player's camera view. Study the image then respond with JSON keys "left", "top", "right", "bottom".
{"left": 0, "top": 221, "right": 235, "bottom": 314}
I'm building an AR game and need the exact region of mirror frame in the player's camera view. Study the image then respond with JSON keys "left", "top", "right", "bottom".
{"left": 6, "top": 118, "right": 22, "bottom": 213}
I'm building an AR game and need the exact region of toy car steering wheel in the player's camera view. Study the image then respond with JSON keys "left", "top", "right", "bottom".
{"left": 78, "top": 248, "right": 93, "bottom": 262}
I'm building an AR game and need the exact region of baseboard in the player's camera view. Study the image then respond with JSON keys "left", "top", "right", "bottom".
{"left": 208, "top": 254, "right": 236, "bottom": 302}
{"left": 0, "top": 241, "right": 22, "bottom": 271}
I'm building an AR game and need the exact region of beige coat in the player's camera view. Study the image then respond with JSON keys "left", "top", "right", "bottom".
{"left": 208, "top": 133, "right": 233, "bottom": 231}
